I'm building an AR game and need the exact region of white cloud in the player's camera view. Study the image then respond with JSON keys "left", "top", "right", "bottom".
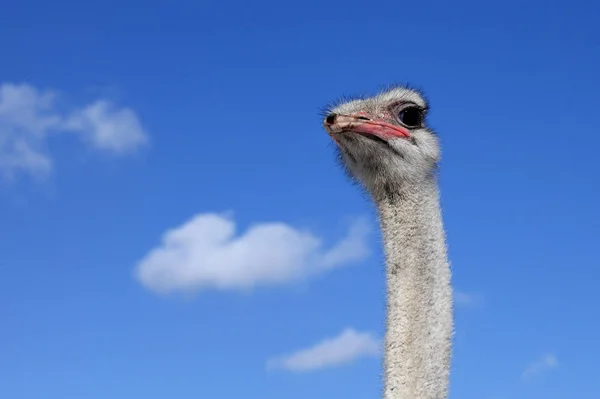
{"left": 134, "top": 213, "right": 370, "bottom": 294}
{"left": 0, "top": 82, "right": 148, "bottom": 179}
{"left": 454, "top": 289, "right": 484, "bottom": 308}
{"left": 521, "top": 353, "right": 558, "bottom": 381}
{"left": 266, "top": 328, "right": 380, "bottom": 372}
{"left": 64, "top": 100, "right": 148, "bottom": 153}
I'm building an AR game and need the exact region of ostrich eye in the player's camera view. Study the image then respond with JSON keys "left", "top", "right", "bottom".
{"left": 398, "top": 107, "right": 423, "bottom": 128}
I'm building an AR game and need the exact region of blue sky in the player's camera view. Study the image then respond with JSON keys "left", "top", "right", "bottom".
{"left": 1, "top": 0, "right": 599, "bottom": 398}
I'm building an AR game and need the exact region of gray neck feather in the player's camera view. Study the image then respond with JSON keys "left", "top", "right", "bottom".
{"left": 376, "top": 176, "right": 453, "bottom": 399}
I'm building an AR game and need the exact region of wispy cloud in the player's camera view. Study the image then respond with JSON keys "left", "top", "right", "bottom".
{"left": 134, "top": 213, "right": 370, "bottom": 294}
{"left": 521, "top": 353, "right": 558, "bottom": 381}
{"left": 0, "top": 82, "right": 148, "bottom": 179}
{"left": 64, "top": 100, "right": 148, "bottom": 153}
{"left": 266, "top": 328, "right": 380, "bottom": 372}
{"left": 454, "top": 289, "right": 484, "bottom": 308}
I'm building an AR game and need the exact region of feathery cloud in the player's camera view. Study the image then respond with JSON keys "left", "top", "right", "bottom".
{"left": 0, "top": 82, "right": 148, "bottom": 179}
{"left": 521, "top": 353, "right": 558, "bottom": 381}
{"left": 135, "top": 213, "right": 370, "bottom": 294}
{"left": 266, "top": 328, "right": 380, "bottom": 372}
{"left": 454, "top": 289, "right": 484, "bottom": 308}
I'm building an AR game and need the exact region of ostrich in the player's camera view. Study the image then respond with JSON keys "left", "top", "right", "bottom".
{"left": 322, "top": 86, "right": 452, "bottom": 398}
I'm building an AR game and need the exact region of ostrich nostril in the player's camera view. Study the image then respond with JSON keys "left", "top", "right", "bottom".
{"left": 325, "top": 113, "right": 337, "bottom": 125}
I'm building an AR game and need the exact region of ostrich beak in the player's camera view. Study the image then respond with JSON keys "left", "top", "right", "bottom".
{"left": 323, "top": 113, "right": 410, "bottom": 141}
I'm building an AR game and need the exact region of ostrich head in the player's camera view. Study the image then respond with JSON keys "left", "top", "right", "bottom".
{"left": 323, "top": 86, "right": 440, "bottom": 199}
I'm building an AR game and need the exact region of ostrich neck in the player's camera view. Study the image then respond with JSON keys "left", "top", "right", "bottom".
{"left": 377, "top": 177, "right": 453, "bottom": 399}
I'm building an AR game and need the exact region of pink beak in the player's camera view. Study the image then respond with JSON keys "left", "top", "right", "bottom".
{"left": 323, "top": 113, "right": 410, "bottom": 141}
